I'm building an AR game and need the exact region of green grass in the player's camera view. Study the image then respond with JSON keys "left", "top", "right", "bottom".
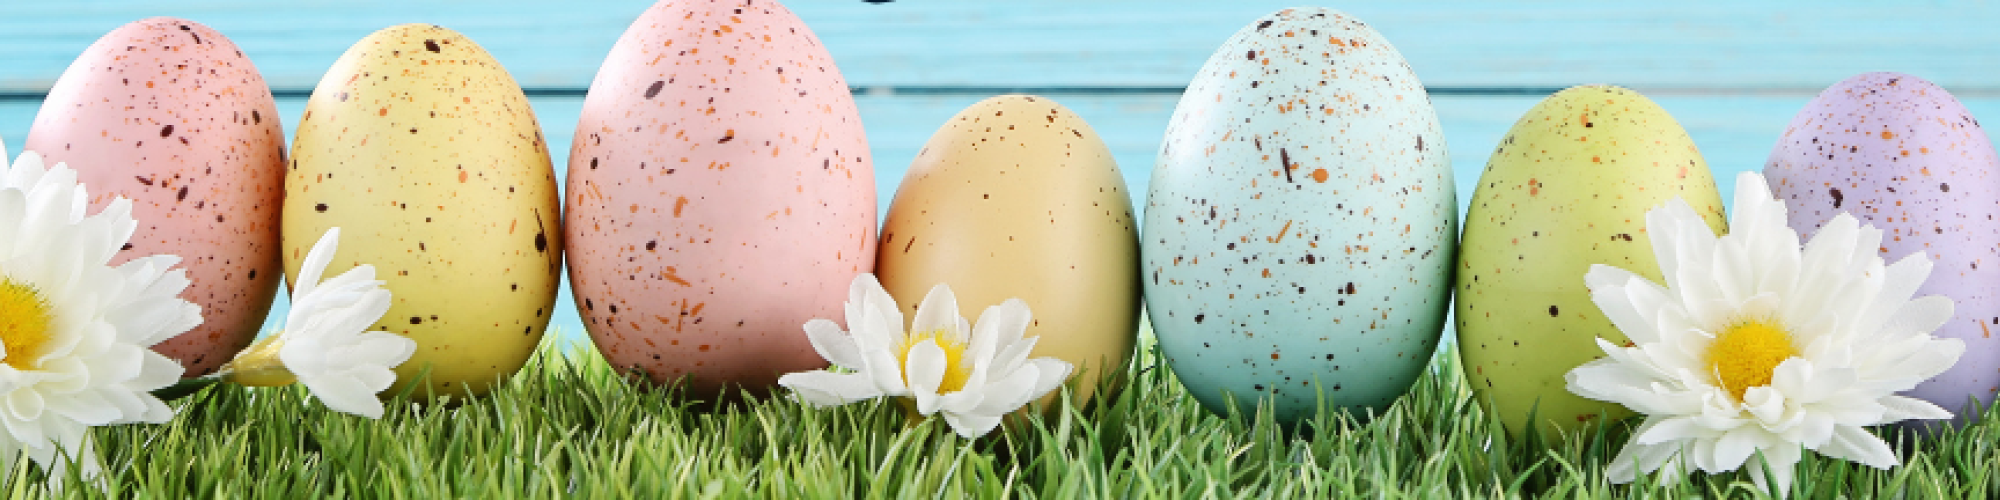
{"left": 16, "top": 329, "right": 2000, "bottom": 498}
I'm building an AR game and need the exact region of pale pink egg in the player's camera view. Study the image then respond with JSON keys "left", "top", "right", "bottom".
{"left": 26, "top": 18, "right": 285, "bottom": 375}
{"left": 565, "top": 0, "right": 875, "bottom": 398}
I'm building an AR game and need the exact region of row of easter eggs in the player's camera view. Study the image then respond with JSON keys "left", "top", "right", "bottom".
{"left": 19, "top": 3, "right": 2000, "bottom": 437}
{"left": 19, "top": 3, "right": 1143, "bottom": 403}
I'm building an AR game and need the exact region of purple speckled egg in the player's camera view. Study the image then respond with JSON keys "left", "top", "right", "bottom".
{"left": 1764, "top": 72, "right": 2000, "bottom": 423}
{"left": 25, "top": 18, "right": 285, "bottom": 376}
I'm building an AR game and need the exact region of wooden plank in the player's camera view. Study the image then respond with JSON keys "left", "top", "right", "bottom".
{"left": 1, "top": 1, "right": 1997, "bottom": 91}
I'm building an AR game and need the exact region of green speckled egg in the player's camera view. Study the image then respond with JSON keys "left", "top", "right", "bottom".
{"left": 1456, "top": 85, "right": 1725, "bottom": 439}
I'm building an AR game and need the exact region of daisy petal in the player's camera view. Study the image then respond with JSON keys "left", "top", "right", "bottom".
{"left": 300, "top": 373, "right": 388, "bottom": 419}
{"left": 1876, "top": 395, "right": 1952, "bottom": 423}
{"left": 911, "top": 284, "right": 962, "bottom": 336}
{"left": 778, "top": 371, "right": 885, "bottom": 407}
{"left": 803, "top": 319, "right": 864, "bottom": 369}
{"left": 941, "top": 411, "right": 1003, "bottom": 439}
{"left": 1817, "top": 425, "right": 1896, "bottom": 469}
{"left": 907, "top": 339, "right": 949, "bottom": 415}
{"left": 862, "top": 348, "right": 909, "bottom": 396}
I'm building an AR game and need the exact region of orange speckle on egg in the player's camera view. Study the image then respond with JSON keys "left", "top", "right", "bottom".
{"left": 1311, "top": 169, "right": 1329, "bottom": 183}
{"left": 661, "top": 267, "right": 691, "bottom": 287}
{"left": 1881, "top": 130, "right": 1895, "bottom": 140}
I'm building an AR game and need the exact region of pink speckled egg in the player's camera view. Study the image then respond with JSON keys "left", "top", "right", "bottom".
{"left": 1765, "top": 72, "right": 2000, "bottom": 425}
{"left": 26, "top": 18, "right": 285, "bottom": 376}
{"left": 566, "top": 0, "right": 875, "bottom": 399}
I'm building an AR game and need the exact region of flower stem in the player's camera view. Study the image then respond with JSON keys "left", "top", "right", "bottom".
{"left": 152, "top": 372, "right": 225, "bottom": 402}
{"left": 898, "top": 398, "right": 927, "bottom": 430}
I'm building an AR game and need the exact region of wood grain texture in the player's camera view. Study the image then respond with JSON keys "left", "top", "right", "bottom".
{"left": 1, "top": 1, "right": 1996, "bottom": 90}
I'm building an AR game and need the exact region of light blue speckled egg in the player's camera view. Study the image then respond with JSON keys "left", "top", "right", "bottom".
{"left": 1143, "top": 7, "right": 1456, "bottom": 425}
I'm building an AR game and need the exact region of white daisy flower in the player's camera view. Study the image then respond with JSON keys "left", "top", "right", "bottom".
{"left": 1565, "top": 172, "right": 1963, "bottom": 496}
{"left": 779, "top": 274, "right": 1071, "bottom": 438}
{"left": 221, "top": 228, "right": 413, "bottom": 419}
{"left": 0, "top": 151, "right": 198, "bottom": 481}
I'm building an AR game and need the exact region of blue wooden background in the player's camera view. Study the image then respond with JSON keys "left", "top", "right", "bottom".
{"left": 2, "top": 0, "right": 1998, "bottom": 344}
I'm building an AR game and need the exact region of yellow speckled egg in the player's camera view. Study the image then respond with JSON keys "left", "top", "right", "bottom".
{"left": 284, "top": 24, "right": 562, "bottom": 399}
{"left": 876, "top": 95, "right": 1140, "bottom": 405}
{"left": 1457, "top": 86, "right": 1725, "bottom": 439}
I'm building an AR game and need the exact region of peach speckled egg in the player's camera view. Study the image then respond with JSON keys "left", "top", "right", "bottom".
{"left": 1765, "top": 72, "right": 2000, "bottom": 426}
{"left": 26, "top": 18, "right": 285, "bottom": 376}
{"left": 566, "top": 0, "right": 876, "bottom": 399}
{"left": 287, "top": 24, "right": 563, "bottom": 400}
{"left": 876, "top": 95, "right": 1140, "bottom": 407}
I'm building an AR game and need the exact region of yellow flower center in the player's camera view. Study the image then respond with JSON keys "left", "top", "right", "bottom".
{"left": 1705, "top": 319, "right": 1798, "bottom": 402}
{"left": 899, "top": 328, "right": 972, "bottom": 394}
{"left": 0, "top": 277, "right": 54, "bottom": 371}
